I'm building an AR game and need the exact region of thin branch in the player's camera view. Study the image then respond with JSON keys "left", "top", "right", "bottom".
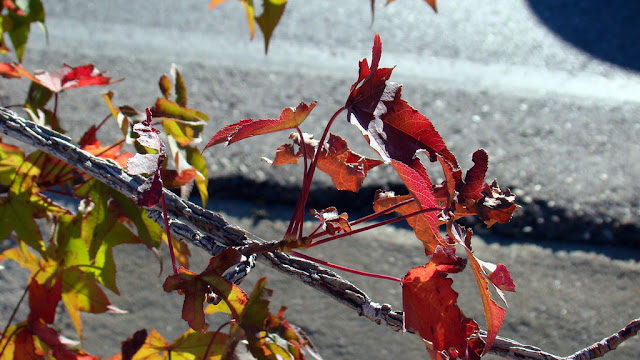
{"left": 1, "top": 107, "right": 638, "bottom": 360}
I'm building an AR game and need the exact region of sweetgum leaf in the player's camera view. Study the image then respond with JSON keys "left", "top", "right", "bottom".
{"left": 311, "top": 207, "right": 351, "bottom": 235}
{"left": 447, "top": 222, "right": 514, "bottom": 354}
{"left": 31, "top": 320, "right": 100, "bottom": 360}
{"left": 390, "top": 160, "right": 444, "bottom": 254}
{"left": 256, "top": 0, "right": 287, "bottom": 53}
{"left": 488, "top": 264, "right": 516, "bottom": 292}
{"left": 119, "top": 329, "right": 148, "bottom": 360}
{"left": 373, "top": 191, "right": 441, "bottom": 255}
{"left": 402, "top": 246, "right": 483, "bottom": 359}
{"left": 114, "top": 329, "right": 169, "bottom": 360}
{"left": 128, "top": 109, "right": 166, "bottom": 207}
{"left": 163, "top": 248, "right": 247, "bottom": 331}
{"left": 27, "top": 273, "right": 62, "bottom": 324}
{"left": 346, "top": 34, "right": 457, "bottom": 169}
{"left": 460, "top": 149, "right": 488, "bottom": 201}
{"left": 476, "top": 181, "right": 519, "bottom": 227}
{"left": 204, "top": 101, "right": 317, "bottom": 149}
{"left": 273, "top": 132, "right": 384, "bottom": 192}
{"left": 0, "top": 192, "right": 47, "bottom": 255}
{"left": 0, "top": 62, "right": 20, "bottom": 78}
{"left": 14, "top": 63, "right": 120, "bottom": 93}
{"left": 170, "top": 330, "right": 228, "bottom": 359}
{"left": 61, "top": 266, "right": 114, "bottom": 337}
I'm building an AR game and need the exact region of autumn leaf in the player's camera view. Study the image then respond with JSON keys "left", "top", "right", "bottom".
{"left": 390, "top": 160, "right": 445, "bottom": 254}
{"left": 2, "top": 0, "right": 46, "bottom": 62}
{"left": 0, "top": 62, "right": 20, "bottom": 78}
{"left": 27, "top": 273, "right": 62, "bottom": 324}
{"left": 402, "top": 246, "right": 484, "bottom": 360}
{"left": 475, "top": 181, "right": 519, "bottom": 227}
{"left": 346, "top": 34, "right": 457, "bottom": 170}
{"left": 30, "top": 319, "right": 101, "bottom": 360}
{"left": 163, "top": 248, "right": 247, "bottom": 331}
{"left": 204, "top": 101, "right": 317, "bottom": 149}
{"left": 446, "top": 222, "right": 515, "bottom": 354}
{"left": 271, "top": 132, "right": 384, "bottom": 192}
{"left": 118, "top": 329, "right": 148, "bottom": 360}
{"left": 127, "top": 109, "right": 166, "bottom": 207}
{"left": 61, "top": 266, "right": 121, "bottom": 337}
{"left": 459, "top": 149, "right": 488, "bottom": 202}
{"left": 14, "top": 63, "right": 121, "bottom": 93}
{"left": 310, "top": 207, "right": 351, "bottom": 235}
{"left": 256, "top": 0, "right": 287, "bottom": 53}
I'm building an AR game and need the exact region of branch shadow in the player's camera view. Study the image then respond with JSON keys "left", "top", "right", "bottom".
{"left": 526, "top": 0, "right": 640, "bottom": 72}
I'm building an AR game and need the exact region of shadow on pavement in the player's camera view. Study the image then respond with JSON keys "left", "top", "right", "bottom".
{"left": 526, "top": 0, "right": 640, "bottom": 72}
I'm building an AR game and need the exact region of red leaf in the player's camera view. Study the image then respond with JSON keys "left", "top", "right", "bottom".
{"left": 31, "top": 320, "right": 100, "bottom": 360}
{"left": 204, "top": 101, "right": 317, "bottom": 150}
{"left": 447, "top": 222, "right": 513, "bottom": 354}
{"left": 346, "top": 34, "right": 457, "bottom": 169}
{"left": 120, "top": 329, "right": 148, "bottom": 360}
{"left": 27, "top": 274, "right": 62, "bottom": 324}
{"left": 460, "top": 149, "right": 488, "bottom": 201}
{"left": 14, "top": 327, "right": 37, "bottom": 360}
{"left": 390, "top": 160, "right": 445, "bottom": 254}
{"left": 14, "top": 63, "right": 121, "bottom": 93}
{"left": 402, "top": 246, "right": 483, "bottom": 359}
{"left": 488, "top": 264, "right": 516, "bottom": 293}
{"left": 310, "top": 207, "right": 351, "bottom": 235}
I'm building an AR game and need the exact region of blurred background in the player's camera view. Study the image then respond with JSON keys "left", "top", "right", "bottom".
{"left": 1, "top": 1, "right": 639, "bottom": 359}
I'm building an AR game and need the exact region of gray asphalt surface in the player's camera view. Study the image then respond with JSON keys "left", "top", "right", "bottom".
{"left": 0, "top": 1, "right": 639, "bottom": 359}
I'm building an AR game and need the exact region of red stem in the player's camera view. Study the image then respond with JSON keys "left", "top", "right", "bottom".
{"left": 291, "top": 251, "right": 401, "bottom": 282}
{"left": 307, "top": 206, "right": 442, "bottom": 248}
{"left": 203, "top": 321, "right": 233, "bottom": 359}
{"left": 161, "top": 191, "right": 178, "bottom": 275}
{"left": 285, "top": 106, "right": 346, "bottom": 240}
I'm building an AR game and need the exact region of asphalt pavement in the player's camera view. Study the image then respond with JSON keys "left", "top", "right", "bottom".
{"left": 0, "top": 1, "right": 639, "bottom": 359}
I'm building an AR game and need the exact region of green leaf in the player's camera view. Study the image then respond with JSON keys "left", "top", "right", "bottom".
{"left": 186, "top": 147, "right": 209, "bottom": 206}
{"left": 25, "top": 81, "right": 53, "bottom": 109}
{"left": 61, "top": 266, "right": 114, "bottom": 338}
{"left": 7, "top": 16, "right": 30, "bottom": 62}
{"left": 0, "top": 142, "right": 25, "bottom": 186}
{"left": 256, "top": 0, "right": 287, "bottom": 54}
{"left": 170, "top": 330, "right": 229, "bottom": 359}
{"left": 174, "top": 66, "right": 187, "bottom": 107}
{"left": 153, "top": 97, "right": 209, "bottom": 123}
{"left": 0, "top": 192, "right": 45, "bottom": 254}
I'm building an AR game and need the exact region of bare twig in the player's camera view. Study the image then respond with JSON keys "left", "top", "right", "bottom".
{"left": 1, "top": 107, "right": 637, "bottom": 360}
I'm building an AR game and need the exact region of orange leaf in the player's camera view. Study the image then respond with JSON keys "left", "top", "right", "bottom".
{"left": 271, "top": 132, "right": 384, "bottom": 192}
{"left": 0, "top": 62, "right": 20, "bottom": 78}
